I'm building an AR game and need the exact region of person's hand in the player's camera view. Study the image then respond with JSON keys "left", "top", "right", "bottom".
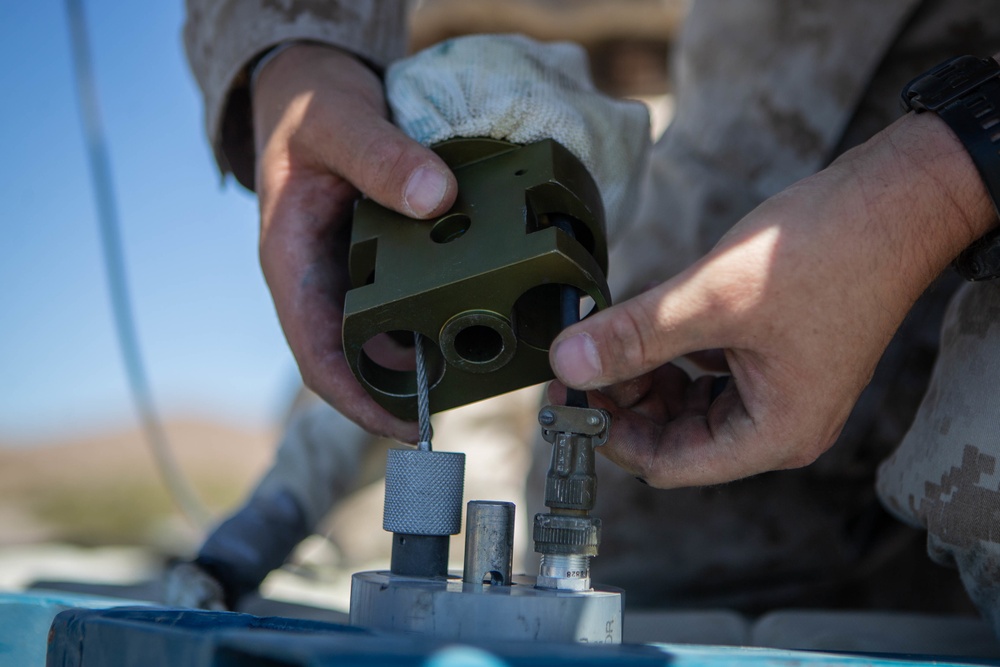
{"left": 549, "top": 112, "right": 995, "bottom": 488}
{"left": 253, "top": 44, "right": 458, "bottom": 442}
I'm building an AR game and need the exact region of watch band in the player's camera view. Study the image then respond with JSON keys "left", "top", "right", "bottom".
{"left": 901, "top": 55, "right": 1000, "bottom": 280}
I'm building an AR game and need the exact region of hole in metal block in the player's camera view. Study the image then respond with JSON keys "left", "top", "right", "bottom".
{"left": 358, "top": 330, "right": 444, "bottom": 397}
{"left": 431, "top": 213, "right": 471, "bottom": 243}
{"left": 440, "top": 311, "right": 517, "bottom": 373}
{"left": 483, "top": 570, "right": 505, "bottom": 585}
{"left": 512, "top": 285, "right": 602, "bottom": 351}
{"left": 453, "top": 325, "right": 504, "bottom": 365}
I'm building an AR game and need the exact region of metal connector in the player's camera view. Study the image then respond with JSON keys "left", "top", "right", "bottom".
{"left": 533, "top": 404, "right": 610, "bottom": 591}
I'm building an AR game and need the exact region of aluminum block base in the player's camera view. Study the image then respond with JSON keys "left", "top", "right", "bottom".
{"left": 349, "top": 571, "right": 622, "bottom": 644}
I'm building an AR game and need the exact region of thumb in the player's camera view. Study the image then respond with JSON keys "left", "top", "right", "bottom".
{"left": 550, "top": 277, "right": 726, "bottom": 389}
{"left": 316, "top": 113, "right": 458, "bottom": 219}
{"left": 254, "top": 43, "right": 458, "bottom": 220}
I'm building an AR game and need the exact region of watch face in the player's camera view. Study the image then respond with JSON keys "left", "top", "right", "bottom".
{"left": 955, "top": 227, "right": 1000, "bottom": 281}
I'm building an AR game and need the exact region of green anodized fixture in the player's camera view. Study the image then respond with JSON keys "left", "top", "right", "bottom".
{"left": 343, "top": 138, "right": 611, "bottom": 420}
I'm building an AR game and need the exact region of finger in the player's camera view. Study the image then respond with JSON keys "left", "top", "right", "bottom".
{"left": 549, "top": 272, "right": 728, "bottom": 390}
{"left": 549, "top": 363, "right": 687, "bottom": 424}
{"left": 596, "top": 374, "right": 653, "bottom": 409}
{"left": 685, "top": 349, "right": 729, "bottom": 373}
{"left": 256, "top": 45, "right": 458, "bottom": 220}
{"left": 307, "top": 110, "right": 457, "bottom": 219}
{"left": 600, "top": 367, "right": 842, "bottom": 488}
{"left": 259, "top": 170, "right": 419, "bottom": 443}
{"left": 596, "top": 363, "right": 689, "bottom": 423}
{"left": 597, "top": 386, "right": 756, "bottom": 488}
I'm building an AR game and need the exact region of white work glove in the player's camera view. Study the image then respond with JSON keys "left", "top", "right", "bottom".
{"left": 163, "top": 561, "right": 227, "bottom": 611}
{"left": 386, "top": 34, "right": 651, "bottom": 237}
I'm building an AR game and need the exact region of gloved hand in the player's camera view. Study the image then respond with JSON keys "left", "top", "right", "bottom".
{"left": 163, "top": 561, "right": 227, "bottom": 611}
{"left": 164, "top": 489, "right": 310, "bottom": 610}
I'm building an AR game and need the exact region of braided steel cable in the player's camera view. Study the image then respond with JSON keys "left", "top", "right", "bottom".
{"left": 414, "top": 333, "right": 433, "bottom": 450}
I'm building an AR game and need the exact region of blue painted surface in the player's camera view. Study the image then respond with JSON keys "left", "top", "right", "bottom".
{"left": 0, "top": 590, "right": 149, "bottom": 667}
{"left": 5, "top": 590, "right": 997, "bottom": 667}
{"left": 42, "top": 604, "right": 1000, "bottom": 667}
{"left": 660, "top": 644, "right": 1000, "bottom": 667}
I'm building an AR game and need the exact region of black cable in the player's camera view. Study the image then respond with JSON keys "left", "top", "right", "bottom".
{"left": 551, "top": 215, "right": 589, "bottom": 409}
{"left": 64, "top": 0, "right": 210, "bottom": 529}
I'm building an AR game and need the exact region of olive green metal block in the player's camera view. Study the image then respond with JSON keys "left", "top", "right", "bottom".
{"left": 343, "top": 138, "right": 611, "bottom": 420}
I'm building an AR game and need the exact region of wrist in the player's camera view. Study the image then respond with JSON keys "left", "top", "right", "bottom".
{"left": 250, "top": 42, "right": 299, "bottom": 96}
{"left": 834, "top": 109, "right": 995, "bottom": 288}
{"left": 252, "top": 43, "right": 386, "bottom": 161}
{"left": 899, "top": 54, "right": 1000, "bottom": 280}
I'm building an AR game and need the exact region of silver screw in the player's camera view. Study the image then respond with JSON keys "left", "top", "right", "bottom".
{"left": 539, "top": 410, "right": 555, "bottom": 425}
{"left": 587, "top": 414, "right": 602, "bottom": 427}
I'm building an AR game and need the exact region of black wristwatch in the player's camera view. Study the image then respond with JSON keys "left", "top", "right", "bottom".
{"left": 901, "top": 55, "right": 1000, "bottom": 281}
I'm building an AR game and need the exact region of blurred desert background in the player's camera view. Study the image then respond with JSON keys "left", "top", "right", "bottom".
{"left": 0, "top": 419, "right": 274, "bottom": 550}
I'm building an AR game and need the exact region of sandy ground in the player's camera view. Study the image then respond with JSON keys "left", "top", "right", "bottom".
{"left": 0, "top": 416, "right": 360, "bottom": 612}
{"left": 0, "top": 418, "right": 276, "bottom": 550}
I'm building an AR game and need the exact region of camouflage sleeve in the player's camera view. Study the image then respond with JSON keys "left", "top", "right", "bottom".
{"left": 183, "top": 0, "right": 412, "bottom": 188}
{"left": 877, "top": 280, "right": 1000, "bottom": 634}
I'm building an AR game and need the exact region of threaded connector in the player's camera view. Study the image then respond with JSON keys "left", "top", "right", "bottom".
{"left": 532, "top": 513, "right": 600, "bottom": 557}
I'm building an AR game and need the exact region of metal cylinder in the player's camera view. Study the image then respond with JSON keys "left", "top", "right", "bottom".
{"left": 383, "top": 448, "right": 466, "bottom": 536}
{"left": 537, "top": 553, "right": 592, "bottom": 591}
{"left": 463, "top": 501, "right": 515, "bottom": 585}
{"left": 439, "top": 311, "right": 517, "bottom": 374}
{"left": 390, "top": 533, "right": 450, "bottom": 577}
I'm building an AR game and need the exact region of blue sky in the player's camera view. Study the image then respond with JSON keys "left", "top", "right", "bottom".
{"left": 0, "top": 1, "right": 297, "bottom": 443}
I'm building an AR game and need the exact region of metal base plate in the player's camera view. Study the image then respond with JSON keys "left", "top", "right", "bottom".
{"left": 350, "top": 571, "right": 622, "bottom": 644}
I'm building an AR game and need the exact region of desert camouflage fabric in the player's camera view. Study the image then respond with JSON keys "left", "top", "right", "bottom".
{"left": 879, "top": 280, "right": 1000, "bottom": 631}
{"left": 185, "top": 0, "right": 1000, "bottom": 623}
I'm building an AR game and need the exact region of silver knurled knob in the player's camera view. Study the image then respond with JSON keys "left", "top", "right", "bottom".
{"left": 383, "top": 448, "right": 465, "bottom": 535}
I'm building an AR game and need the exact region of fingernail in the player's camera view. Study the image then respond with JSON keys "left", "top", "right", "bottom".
{"left": 552, "top": 333, "right": 602, "bottom": 387}
{"left": 403, "top": 166, "right": 448, "bottom": 217}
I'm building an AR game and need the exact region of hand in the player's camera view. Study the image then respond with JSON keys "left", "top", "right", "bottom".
{"left": 550, "top": 112, "right": 995, "bottom": 488}
{"left": 253, "top": 44, "right": 458, "bottom": 442}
